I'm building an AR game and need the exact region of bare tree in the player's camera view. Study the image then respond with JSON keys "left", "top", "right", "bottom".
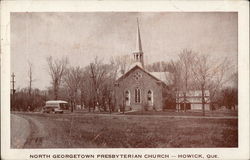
{"left": 89, "top": 57, "right": 109, "bottom": 111}
{"left": 63, "top": 66, "right": 82, "bottom": 112}
{"left": 178, "top": 49, "right": 196, "bottom": 112}
{"left": 101, "top": 59, "right": 119, "bottom": 113}
{"left": 79, "top": 67, "right": 93, "bottom": 112}
{"left": 192, "top": 54, "right": 231, "bottom": 116}
{"left": 27, "top": 61, "right": 35, "bottom": 111}
{"left": 112, "top": 55, "right": 133, "bottom": 74}
{"left": 145, "top": 61, "right": 171, "bottom": 72}
{"left": 77, "top": 58, "right": 118, "bottom": 113}
{"left": 46, "top": 56, "right": 68, "bottom": 100}
{"left": 168, "top": 49, "right": 196, "bottom": 112}
{"left": 79, "top": 68, "right": 87, "bottom": 110}
{"left": 169, "top": 60, "right": 182, "bottom": 111}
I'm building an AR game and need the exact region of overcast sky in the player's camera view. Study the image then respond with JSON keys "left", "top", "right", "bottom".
{"left": 11, "top": 12, "right": 237, "bottom": 90}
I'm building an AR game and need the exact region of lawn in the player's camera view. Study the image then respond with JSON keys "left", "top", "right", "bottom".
{"left": 17, "top": 113, "right": 238, "bottom": 148}
{"left": 124, "top": 110, "right": 238, "bottom": 117}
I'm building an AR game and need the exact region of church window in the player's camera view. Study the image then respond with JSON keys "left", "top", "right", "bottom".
{"left": 133, "top": 72, "right": 142, "bottom": 81}
{"left": 125, "top": 90, "right": 130, "bottom": 106}
{"left": 135, "top": 88, "right": 141, "bottom": 103}
{"left": 147, "top": 90, "right": 153, "bottom": 106}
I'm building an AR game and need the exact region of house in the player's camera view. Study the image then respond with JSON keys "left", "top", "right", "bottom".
{"left": 114, "top": 19, "right": 171, "bottom": 111}
{"left": 176, "top": 90, "right": 210, "bottom": 110}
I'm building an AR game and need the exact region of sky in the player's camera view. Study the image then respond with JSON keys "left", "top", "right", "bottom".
{"left": 11, "top": 12, "right": 238, "bottom": 90}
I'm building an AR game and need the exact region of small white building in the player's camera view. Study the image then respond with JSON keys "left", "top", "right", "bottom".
{"left": 176, "top": 90, "right": 210, "bottom": 111}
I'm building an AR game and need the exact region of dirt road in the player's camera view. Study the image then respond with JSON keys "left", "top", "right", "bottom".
{"left": 12, "top": 114, "right": 54, "bottom": 148}
{"left": 22, "top": 115, "right": 49, "bottom": 148}
{"left": 11, "top": 114, "right": 30, "bottom": 148}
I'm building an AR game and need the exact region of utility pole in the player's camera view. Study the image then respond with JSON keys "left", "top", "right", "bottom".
{"left": 11, "top": 73, "right": 15, "bottom": 95}
{"left": 11, "top": 73, "right": 16, "bottom": 109}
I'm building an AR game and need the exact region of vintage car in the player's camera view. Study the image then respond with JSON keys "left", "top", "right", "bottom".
{"left": 42, "top": 100, "right": 68, "bottom": 114}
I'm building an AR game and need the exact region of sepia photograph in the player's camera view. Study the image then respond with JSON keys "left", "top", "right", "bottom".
{"left": 9, "top": 12, "right": 239, "bottom": 149}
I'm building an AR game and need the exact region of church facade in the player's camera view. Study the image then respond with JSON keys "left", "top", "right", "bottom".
{"left": 114, "top": 65, "right": 169, "bottom": 111}
{"left": 114, "top": 20, "right": 170, "bottom": 111}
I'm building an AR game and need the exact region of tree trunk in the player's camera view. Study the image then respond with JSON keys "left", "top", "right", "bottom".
{"left": 88, "top": 100, "right": 91, "bottom": 112}
{"left": 201, "top": 88, "right": 205, "bottom": 116}
{"left": 184, "top": 92, "right": 187, "bottom": 112}
{"left": 176, "top": 90, "right": 179, "bottom": 112}
{"left": 80, "top": 90, "right": 84, "bottom": 109}
{"left": 108, "top": 97, "right": 112, "bottom": 114}
{"left": 54, "top": 84, "right": 58, "bottom": 100}
{"left": 71, "top": 100, "right": 73, "bottom": 112}
{"left": 73, "top": 89, "right": 77, "bottom": 112}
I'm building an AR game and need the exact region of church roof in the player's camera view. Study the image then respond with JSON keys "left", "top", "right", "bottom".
{"left": 115, "top": 64, "right": 143, "bottom": 81}
{"left": 116, "top": 65, "right": 171, "bottom": 85}
{"left": 149, "top": 72, "right": 171, "bottom": 85}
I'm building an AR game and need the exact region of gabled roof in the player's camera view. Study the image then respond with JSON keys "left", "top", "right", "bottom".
{"left": 115, "top": 62, "right": 143, "bottom": 81}
{"left": 116, "top": 64, "right": 170, "bottom": 85}
{"left": 149, "top": 72, "right": 171, "bottom": 85}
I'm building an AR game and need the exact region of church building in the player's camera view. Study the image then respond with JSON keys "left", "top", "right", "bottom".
{"left": 114, "top": 20, "right": 171, "bottom": 111}
{"left": 114, "top": 19, "right": 211, "bottom": 112}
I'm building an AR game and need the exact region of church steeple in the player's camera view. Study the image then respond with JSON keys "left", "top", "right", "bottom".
{"left": 135, "top": 18, "right": 142, "bottom": 52}
{"left": 133, "top": 18, "right": 144, "bottom": 68}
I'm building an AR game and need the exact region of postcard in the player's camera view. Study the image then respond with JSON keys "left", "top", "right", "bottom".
{"left": 1, "top": 0, "right": 249, "bottom": 160}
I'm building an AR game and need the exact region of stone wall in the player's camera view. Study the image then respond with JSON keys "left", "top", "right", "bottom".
{"left": 115, "top": 67, "right": 164, "bottom": 111}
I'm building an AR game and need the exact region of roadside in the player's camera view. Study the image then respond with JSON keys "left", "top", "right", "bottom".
{"left": 13, "top": 111, "right": 238, "bottom": 119}
{"left": 11, "top": 114, "right": 30, "bottom": 148}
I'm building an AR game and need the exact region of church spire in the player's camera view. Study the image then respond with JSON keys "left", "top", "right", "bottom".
{"left": 135, "top": 18, "right": 142, "bottom": 52}
{"left": 133, "top": 18, "right": 144, "bottom": 68}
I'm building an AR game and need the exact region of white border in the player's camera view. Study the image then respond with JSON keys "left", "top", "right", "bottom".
{"left": 1, "top": 1, "right": 249, "bottom": 160}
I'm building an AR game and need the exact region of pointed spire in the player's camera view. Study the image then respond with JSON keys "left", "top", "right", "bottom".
{"left": 132, "top": 18, "right": 144, "bottom": 68}
{"left": 135, "top": 18, "right": 142, "bottom": 52}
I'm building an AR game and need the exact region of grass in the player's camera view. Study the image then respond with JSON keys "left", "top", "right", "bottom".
{"left": 124, "top": 110, "right": 238, "bottom": 117}
{"left": 16, "top": 113, "right": 238, "bottom": 148}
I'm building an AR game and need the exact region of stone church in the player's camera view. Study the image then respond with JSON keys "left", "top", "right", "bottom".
{"left": 114, "top": 20, "right": 171, "bottom": 111}
{"left": 114, "top": 20, "right": 211, "bottom": 112}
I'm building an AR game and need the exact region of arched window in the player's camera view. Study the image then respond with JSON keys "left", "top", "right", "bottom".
{"left": 125, "top": 90, "right": 130, "bottom": 106}
{"left": 147, "top": 90, "right": 153, "bottom": 106}
{"left": 135, "top": 88, "right": 141, "bottom": 103}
